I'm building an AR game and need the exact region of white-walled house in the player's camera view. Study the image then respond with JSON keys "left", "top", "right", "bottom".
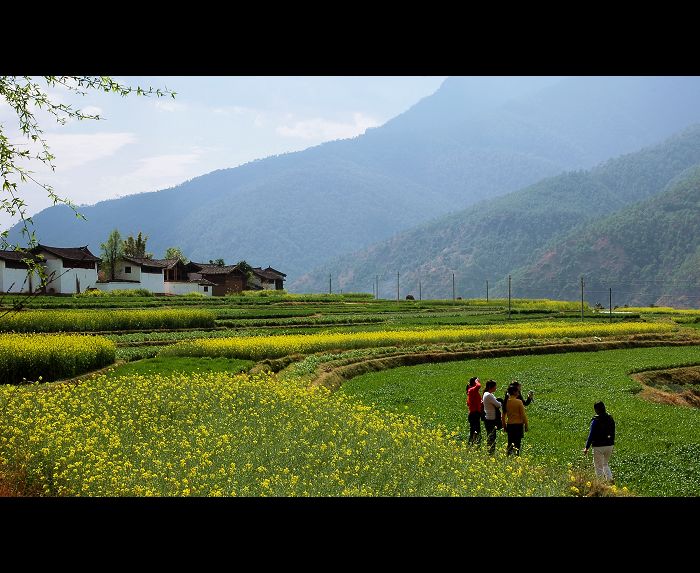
{"left": 33, "top": 245, "right": 100, "bottom": 294}
{"left": 0, "top": 250, "right": 42, "bottom": 293}
{"left": 34, "top": 245, "right": 100, "bottom": 294}
{"left": 98, "top": 255, "right": 169, "bottom": 293}
{"left": 158, "top": 259, "right": 213, "bottom": 296}
{"left": 2, "top": 242, "right": 283, "bottom": 297}
{"left": 96, "top": 256, "right": 213, "bottom": 296}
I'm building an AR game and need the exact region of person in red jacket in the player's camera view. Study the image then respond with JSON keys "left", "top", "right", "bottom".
{"left": 466, "top": 376, "right": 482, "bottom": 446}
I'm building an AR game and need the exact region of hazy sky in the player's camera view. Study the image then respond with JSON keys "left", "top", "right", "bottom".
{"left": 0, "top": 76, "right": 447, "bottom": 230}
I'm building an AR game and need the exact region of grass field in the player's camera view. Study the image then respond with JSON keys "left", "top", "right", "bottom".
{"left": 1, "top": 293, "right": 698, "bottom": 497}
{"left": 338, "top": 346, "right": 700, "bottom": 496}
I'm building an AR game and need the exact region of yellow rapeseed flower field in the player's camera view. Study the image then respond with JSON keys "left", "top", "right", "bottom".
{"left": 0, "top": 370, "right": 569, "bottom": 496}
{"left": 0, "top": 308, "right": 215, "bottom": 333}
{"left": 161, "top": 321, "right": 675, "bottom": 360}
{"left": 0, "top": 333, "right": 115, "bottom": 383}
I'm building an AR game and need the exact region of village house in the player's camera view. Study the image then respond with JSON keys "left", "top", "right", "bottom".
{"left": 1, "top": 243, "right": 284, "bottom": 297}
{"left": 251, "top": 266, "right": 287, "bottom": 290}
{"left": 0, "top": 250, "right": 42, "bottom": 293}
{"left": 187, "top": 262, "right": 248, "bottom": 296}
{"left": 96, "top": 256, "right": 214, "bottom": 296}
{"left": 33, "top": 244, "right": 100, "bottom": 294}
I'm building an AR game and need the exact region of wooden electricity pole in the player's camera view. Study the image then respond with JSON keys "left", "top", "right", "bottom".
{"left": 508, "top": 275, "right": 512, "bottom": 320}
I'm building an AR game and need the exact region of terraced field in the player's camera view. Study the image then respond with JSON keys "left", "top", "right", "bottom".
{"left": 1, "top": 291, "right": 698, "bottom": 496}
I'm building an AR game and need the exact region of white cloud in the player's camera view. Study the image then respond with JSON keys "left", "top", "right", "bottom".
{"left": 81, "top": 105, "right": 103, "bottom": 117}
{"left": 211, "top": 105, "right": 269, "bottom": 128}
{"left": 131, "top": 153, "right": 201, "bottom": 180}
{"left": 154, "top": 100, "right": 187, "bottom": 112}
{"left": 42, "top": 132, "right": 136, "bottom": 170}
{"left": 276, "top": 112, "right": 380, "bottom": 141}
{"left": 91, "top": 151, "right": 206, "bottom": 203}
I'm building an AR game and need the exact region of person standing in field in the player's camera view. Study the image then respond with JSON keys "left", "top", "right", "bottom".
{"left": 502, "top": 384, "right": 528, "bottom": 455}
{"left": 481, "top": 379, "right": 502, "bottom": 455}
{"left": 466, "top": 376, "right": 482, "bottom": 446}
{"left": 583, "top": 401, "right": 616, "bottom": 483}
{"left": 502, "top": 381, "right": 533, "bottom": 412}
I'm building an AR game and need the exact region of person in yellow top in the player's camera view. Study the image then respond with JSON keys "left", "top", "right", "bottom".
{"left": 502, "top": 384, "right": 528, "bottom": 455}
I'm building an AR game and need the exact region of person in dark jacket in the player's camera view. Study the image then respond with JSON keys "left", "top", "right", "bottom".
{"left": 502, "top": 381, "right": 533, "bottom": 415}
{"left": 583, "top": 401, "right": 616, "bottom": 482}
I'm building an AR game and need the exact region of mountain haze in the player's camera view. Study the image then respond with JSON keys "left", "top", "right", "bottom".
{"left": 511, "top": 164, "right": 700, "bottom": 307}
{"left": 293, "top": 125, "right": 700, "bottom": 307}
{"left": 14, "top": 76, "right": 700, "bottom": 283}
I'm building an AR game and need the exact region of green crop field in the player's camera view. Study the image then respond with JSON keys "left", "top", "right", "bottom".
{"left": 1, "top": 293, "right": 699, "bottom": 497}
{"left": 339, "top": 346, "right": 700, "bottom": 496}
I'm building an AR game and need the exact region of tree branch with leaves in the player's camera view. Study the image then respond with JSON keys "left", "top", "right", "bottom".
{"left": 0, "top": 76, "right": 174, "bottom": 308}
{"left": 0, "top": 76, "right": 175, "bottom": 250}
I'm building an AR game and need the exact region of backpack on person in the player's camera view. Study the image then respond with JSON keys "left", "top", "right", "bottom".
{"left": 495, "top": 397, "right": 504, "bottom": 429}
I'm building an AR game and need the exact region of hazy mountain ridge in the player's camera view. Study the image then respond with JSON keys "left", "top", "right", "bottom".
{"left": 292, "top": 124, "right": 700, "bottom": 306}
{"left": 511, "top": 164, "right": 700, "bottom": 307}
{"left": 13, "top": 76, "right": 700, "bottom": 283}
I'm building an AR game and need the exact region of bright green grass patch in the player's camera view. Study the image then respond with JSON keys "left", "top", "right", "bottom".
{"left": 115, "top": 346, "right": 161, "bottom": 362}
{"left": 0, "top": 333, "right": 115, "bottom": 384}
{"left": 0, "top": 370, "right": 570, "bottom": 496}
{"left": 106, "top": 356, "right": 254, "bottom": 378}
{"left": 339, "top": 346, "right": 700, "bottom": 496}
{"left": 624, "top": 307, "right": 700, "bottom": 314}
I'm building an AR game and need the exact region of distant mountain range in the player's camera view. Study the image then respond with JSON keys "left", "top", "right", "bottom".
{"left": 293, "top": 125, "right": 700, "bottom": 307}
{"left": 513, "top": 163, "right": 700, "bottom": 307}
{"left": 12, "top": 76, "right": 700, "bottom": 288}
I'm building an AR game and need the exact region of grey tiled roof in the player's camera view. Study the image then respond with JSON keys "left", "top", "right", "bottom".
{"left": 34, "top": 244, "right": 101, "bottom": 262}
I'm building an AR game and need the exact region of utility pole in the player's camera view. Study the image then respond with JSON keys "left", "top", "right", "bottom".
{"left": 580, "top": 276, "right": 585, "bottom": 321}
{"left": 486, "top": 280, "right": 489, "bottom": 302}
{"left": 376, "top": 275, "right": 379, "bottom": 300}
{"left": 508, "top": 275, "right": 512, "bottom": 320}
{"left": 609, "top": 287, "right": 612, "bottom": 323}
{"left": 329, "top": 273, "right": 332, "bottom": 295}
{"left": 419, "top": 280, "right": 422, "bottom": 301}
{"left": 397, "top": 271, "right": 400, "bottom": 303}
{"left": 452, "top": 273, "right": 455, "bottom": 301}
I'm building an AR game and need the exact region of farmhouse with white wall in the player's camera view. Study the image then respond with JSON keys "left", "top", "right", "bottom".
{"left": 96, "top": 255, "right": 168, "bottom": 293}
{"left": 33, "top": 245, "right": 101, "bottom": 294}
{"left": 96, "top": 256, "right": 214, "bottom": 295}
{"left": 0, "top": 250, "right": 42, "bottom": 293}
{"left": 1, "top": 243, "right": 284, "bottom": 296}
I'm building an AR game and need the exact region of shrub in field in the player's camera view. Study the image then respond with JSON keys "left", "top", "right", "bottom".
{"left": 0, "top": 309, "right": 216, "bottom": 333}
{"left": 75, "top": 288, "right": 153, "bottom": 298}
{"left": 238, "top": 289, "right": 286, "bottom": 297}
{"left": 0, "top": 370, "right": 569, "bottom": 496}
{"left": 161, "top": 321, "right": 675, "bottom": 361}
{"left": 0, "top": 334, "right": 115, "bottom": 384}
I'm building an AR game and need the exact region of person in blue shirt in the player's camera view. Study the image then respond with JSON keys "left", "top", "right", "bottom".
{"left": 583, "top": 401, "right": 616, "bottom": 482}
